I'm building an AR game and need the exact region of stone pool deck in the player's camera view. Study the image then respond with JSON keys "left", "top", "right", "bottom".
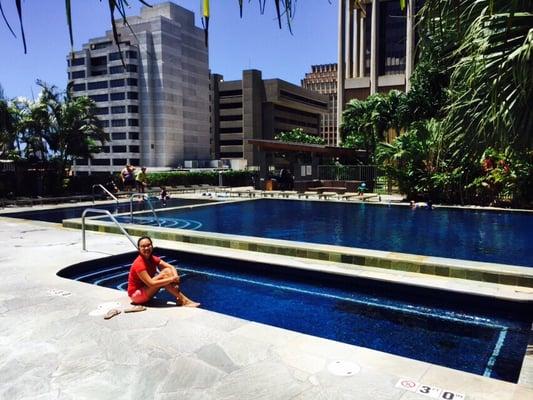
{"left": 1, "top": 212, "right": 533, "bottom": 399}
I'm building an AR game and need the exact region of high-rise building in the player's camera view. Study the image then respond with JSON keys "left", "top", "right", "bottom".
{"left": 67, "top": 2, "right": 210, "bottom": 175}
{"left": 301, "top": 64, "right": 338, "bottom": 146}
{"left": 337, "top": 0, "right": 418, "bottom": 141}
{"left": 210, "top": 70, "right": 328, "bottom": 169}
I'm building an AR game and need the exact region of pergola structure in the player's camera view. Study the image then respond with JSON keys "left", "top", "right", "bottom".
{"left": 246, "top": 139, "right": 367, "bottom": 181}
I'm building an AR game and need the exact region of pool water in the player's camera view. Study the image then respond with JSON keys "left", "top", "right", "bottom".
{"left": 116, "top": 199, "right": 533, "bottom": 267}
{"left": 58, "top": 250, "right": 532, "bottom": 382}
{"left": 2, "top": 197, "right": 214, "bottom": 223}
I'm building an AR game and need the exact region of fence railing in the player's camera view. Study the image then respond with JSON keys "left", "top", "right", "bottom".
{"left": 318, "top": 165, "right": 378, "bottom": 182}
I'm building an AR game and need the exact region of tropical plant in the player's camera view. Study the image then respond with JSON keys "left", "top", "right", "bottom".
{"left": 37, "top": 82, "right": 108, "bottom": 185}
{"left": 341, "top": 91, "right": 407, "bottom": 160}
{"left": 275, "top": 128, "right": 325, "bottom": 145}
{"left": 376, "top": 119, "right": 441, "bottom": 200}
{"left": 419, "top": 0, "right": 533, "bottom": 164}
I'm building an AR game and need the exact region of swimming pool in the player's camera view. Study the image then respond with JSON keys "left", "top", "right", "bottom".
{"left": 112, "top": 199, "right": 533, "bottom": 267}
{"left": 58, "top": 249, "right": 532, "bottom": 383}
{"left": 1, "top": 197, "right": 215, "bottom": 223}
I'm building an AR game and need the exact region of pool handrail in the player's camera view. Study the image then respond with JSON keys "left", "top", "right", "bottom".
{"left": 81, "top": 208, "right": 137, "bottom": 251}
{"left": 129, "top": 193, "right": 161, "bottom": 227}
{"left": 92, "top": 184, "right": 119, "bottom": 209}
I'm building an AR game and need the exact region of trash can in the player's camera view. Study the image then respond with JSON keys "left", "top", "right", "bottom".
{"left": 265, "top": 179, "right": 273, "bottom": 191}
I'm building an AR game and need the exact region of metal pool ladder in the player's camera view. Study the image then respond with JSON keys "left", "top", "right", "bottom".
{"left": 92, "top": 184, "right": 119, "bottom": 211}
{"left": 129, "top": 193, "right": 161, "bottom": 227}
{"left": 81, "top": 208, "right": 137, "bottom": 251}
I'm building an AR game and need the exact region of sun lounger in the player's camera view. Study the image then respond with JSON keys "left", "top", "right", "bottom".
{"left": 318, "top": 192, "right": 338, "bottom": 200}
{"left": 298, "top": 191, "right": 318, "bottom": 199}
{"left": 262, "top": 190, "right": 281, "bottom": 198}
{"left": 278, "top": 191, "right": 297, "bottom": 198}
{"left": 338, "top": 192, "right": 360, "bottom": 200}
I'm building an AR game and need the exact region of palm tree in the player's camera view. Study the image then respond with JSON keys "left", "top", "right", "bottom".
{"left": 37, "top": 82, "right": 107, "bottom": 184}
{"left": 419, "top": 0, "right": 533, "bottom": 163}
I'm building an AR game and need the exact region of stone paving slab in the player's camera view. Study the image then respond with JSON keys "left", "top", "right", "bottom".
{"left": 1, "top": 217, "right": 532, "bottom": 399}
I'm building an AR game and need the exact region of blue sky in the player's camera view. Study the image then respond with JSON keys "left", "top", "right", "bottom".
{"left": 0, "top": 0, "right": 337, "bottom": 99}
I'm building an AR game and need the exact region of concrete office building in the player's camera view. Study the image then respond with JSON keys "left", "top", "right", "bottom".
{"left": 210, "top": 69, "right": 328, "bottom": 169}
{"left": 301, "top": 63, "right": 338, "bottom": 146}
{"left": 337, "top": 0, "right": 418, "bottom": 142}
{"left": 68, "top": 2, "right": 210, "bottom": 175}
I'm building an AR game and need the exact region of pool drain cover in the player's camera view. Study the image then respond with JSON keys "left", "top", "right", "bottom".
{"left": 327, "top": 360, "right": 360, "bottom": 376}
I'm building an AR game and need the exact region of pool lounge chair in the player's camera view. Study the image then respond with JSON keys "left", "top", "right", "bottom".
{"left": 318, "top": 192, "right": 338, "bottom": 200}
{"left": 277, "top": 190, "right": 298, "bottom": 198}
{"left": 262, "top": 190, "right": 281, "bottom": 198}
{"left": 338, "top": 192, "right": 360, "bottom": 200}
{"left": 297, "top": 191, "right": 318, "bottom": 199}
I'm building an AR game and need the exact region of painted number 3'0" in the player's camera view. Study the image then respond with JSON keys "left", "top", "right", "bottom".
{"left": 419, "top": 386, "right": 458, "bottom": 399}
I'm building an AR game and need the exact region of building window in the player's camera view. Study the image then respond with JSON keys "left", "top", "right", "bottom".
{"left": 221, "top": 152, "right": 243, "bottom": 158}
{"left": 129, "top": 145, "right": 139, "bottom": 153}
{"left": 108, "top": 52, "right": 121, "bottom": 61}
{"left": 219, "top": 102, "right": 242, "bottom": 109}
{"left": 220, "top": 140, "right": 242, "bottom": 146}
{"left": 220, "top": 127, "right": 243, "bottom": 134}
{"left": 90, "top": 56, "right": 107, "bottom": 66}
{"left": 71, "top": 70, "right": 86, "bottom": 79}
{"left": 127, "top": 92, "right": 138, "bottom": 100}
{"left": 89, "top": 94, "right": 109, "bottom": 102}
{"left": 91, "top": 158, "right": 110, "bottom": 165}
{"left": 109, "top": 66, "right": 123, "bottom": 74}
{"left": 129, "top": 132, "right": 139, "bottom": 140}
{"left": 112, "top": 145, "right": 127, "bottom": 153}
{"left": 220, "top": 89, "right": 243, "bottom": 97}
{"left": 126, "top": 78, "right": 138, "bottom": 86}
{"left": 111, "top": 119, "right": 126, "bottom": 127}
{"left": 90, "top": 41, "right": 112, "bottom": 50}
{"left": 110, "top": 79, "right": 125, "bottom": 88}
{"left": 94, "top": 107, "right": 109, "bottom": 115}
{"left": 111, "top": 106, "right": 126, "bottom": 114}
{"left": 109, "top": 65, "right": 137, "bottom": 74}
{"left": 220, "top": 115, "right": 242, "bottom": 121}
{"left": 96, "top": 120, "right": 109, "bottom": 128}
{"left": 128, "top": 119, "right": 139, "bottom": 126}
{"left": 69, "top": 57, "right": 85, "bottom": 66}
{"left": 127, "top": 105, "right": 138, "bottom": 113}
{"left": 100, "top": 146, "right": 110, "bottom": 153}
{"left": 130, "top": 158, "right": 140, "bottom": 165}
{"left": 113, "top": 158, "right": 127, "bottom": 166}
{"left": 111, "top": 132, "right": 127, "bottom": 140}
{"left": 110, "top": 92, "right": 125, "bottom": 101}
{"left": 126, "top": 50, "right": 138, "bottom": 59}
{"left": 72, "top": 83, "right": 86, "bottom": 92}
{"left": 75, "top": 158, "right": 88, "bottom": 165}
{"left": 88, "top": 80, "right": 108, "bottom": 90}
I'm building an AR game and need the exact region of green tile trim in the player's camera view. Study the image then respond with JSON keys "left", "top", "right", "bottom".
{"left": 450, "top": 268, "right": 467, "bottom": 279}
{"left": 498, "top": 274, "right": 517, "bottom": 286}
{"left": 66, "top": 220, "right": 533, "bottom": 289}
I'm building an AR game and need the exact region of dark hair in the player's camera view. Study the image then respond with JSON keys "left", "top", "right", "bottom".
{"left": 137, "top": 236, "right": 152, "bottom": 248}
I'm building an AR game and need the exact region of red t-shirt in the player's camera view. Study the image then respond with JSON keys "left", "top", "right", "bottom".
{"left": 127, "top": 254, "right": 161, "bottom": 296}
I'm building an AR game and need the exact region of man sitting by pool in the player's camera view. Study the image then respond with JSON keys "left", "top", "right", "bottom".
{"left": 127, "top": 236, "right": 200, "bottom": 307}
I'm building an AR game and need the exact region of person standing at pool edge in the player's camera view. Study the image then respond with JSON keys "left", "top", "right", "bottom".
{"left": 127, "top": 236, "right": 200, "bottom": 307}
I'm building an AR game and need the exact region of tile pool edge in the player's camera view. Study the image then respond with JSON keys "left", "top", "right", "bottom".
{"left": 63, "top": 217, "right": 533, "bottom": 291}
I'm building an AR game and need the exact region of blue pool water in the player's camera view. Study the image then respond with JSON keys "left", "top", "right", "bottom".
{"left": 58, "top": 250, "right": 532, "bottom": 383}
{"left": 2, "top": 197, "right": 214, "bottom": 223}
{"left": 116, "top": 199, "right": 533, "bottom": 267}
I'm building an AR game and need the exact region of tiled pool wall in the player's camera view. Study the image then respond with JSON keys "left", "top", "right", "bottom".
{"left": 63, "top": 218, "right": 533, "bottom": 289}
